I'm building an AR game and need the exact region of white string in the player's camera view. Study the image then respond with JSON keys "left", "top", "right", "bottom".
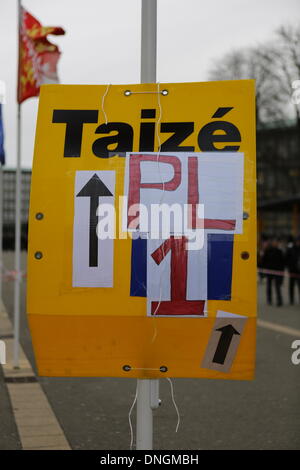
{"left": 152, "top": 82, "right": 167, "bottom": 318}
{"left": 156, "top": 82, "right": 163, "bottom": 196}
{"left": 128, "top": 376, "right": 180, "bottom": 448}
{"left": 166, "top": 377, "right": 180, "bottom": 433}
{"left": 128, "top": 382, "right": 138, "bottom": 450}
{"left": 101, "top": 84, "right": 111, "bottom": 125}
{"left": 126, "top": 90, "right": 165, "bottom": 95}
{"left": 127, "top": 86, "right": 176, "bottom": 448}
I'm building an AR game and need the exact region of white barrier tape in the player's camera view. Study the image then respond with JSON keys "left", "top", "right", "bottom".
{"left": 0, "top": 268, "right": 26, "bottom": 281}
{"left": 258, "top": 268, "right": 300, "bottom": 279}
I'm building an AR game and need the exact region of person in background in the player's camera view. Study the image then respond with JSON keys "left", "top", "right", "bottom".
{"left": 285, "top": 236, "right": 300, "bottom": 305}
{"left": 262, "top": 237, "right": 285, "bottom": 306}
{"left": 258, "top": 236, "right": 269, "bottom": 282}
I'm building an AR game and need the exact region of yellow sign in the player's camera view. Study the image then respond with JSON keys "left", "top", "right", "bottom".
{"left": 27, "top": 80, "right": 256, "bottom": 379}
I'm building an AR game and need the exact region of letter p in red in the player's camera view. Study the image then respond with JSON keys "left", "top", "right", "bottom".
{"left": 127, "top": 154, "right": 182, "bottom": 228}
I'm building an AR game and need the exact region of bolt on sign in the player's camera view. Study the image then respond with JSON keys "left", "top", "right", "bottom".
{"left": 27, "top": 80, "right": 256, "bottom": 379}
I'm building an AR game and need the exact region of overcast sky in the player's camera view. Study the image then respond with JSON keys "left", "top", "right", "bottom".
{"left": 1, "top": 0, "right": 299, "bottom": 167}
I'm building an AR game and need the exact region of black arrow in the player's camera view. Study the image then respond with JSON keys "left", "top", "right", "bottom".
{"left": 77, "top": 174, "right": 112, "bottom": 267}
{"left": 212, "top": 324, "right": 240, "bottom": 365}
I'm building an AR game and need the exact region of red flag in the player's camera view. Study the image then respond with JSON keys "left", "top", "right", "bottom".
{"left": 18, "top": 8, "right": 65, "bottom": 103}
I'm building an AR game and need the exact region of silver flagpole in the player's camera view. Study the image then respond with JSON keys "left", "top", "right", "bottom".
{"left": 13, "top": 0, "right": 22, "bottom": 368}
{"left": 136, "top": 0, "right": 159, "bottom": 451}
{"left": 0, "top": 162, "right": 3, "bottom": 300}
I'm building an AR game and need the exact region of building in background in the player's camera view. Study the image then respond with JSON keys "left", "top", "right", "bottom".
{"left": 2, "top": 168, "right": 30, "bottom": 249}
{"left": 257, "top": 124, "right": 300, "bottom": 239}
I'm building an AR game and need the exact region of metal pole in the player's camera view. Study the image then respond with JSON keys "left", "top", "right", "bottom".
{"left": 136, "top": 0, "right": 158, "bottom": 451}
{"left": 13, "top": 104, "right": 21, "bottom": 368}
{"left": 13, "top": 0, "right": 22, "bottom": 368}
{"left": 141, "top": 0, "right": 157, "bottom": 84}
{"left": 0, "top": 164, "right": 3, "bottom": 300}
{"left": 136, "top": 379, "right": 153, "bottom": 450}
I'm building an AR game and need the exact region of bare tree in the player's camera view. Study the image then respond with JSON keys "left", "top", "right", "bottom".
{"left": 260, "top": 24, "right": 300, "bottom": 127}
{"left": 208, "top": 47, "right": 285, "bottom": 127}
{"left": 209, "top": 49, "right": 246, "bottom": 82}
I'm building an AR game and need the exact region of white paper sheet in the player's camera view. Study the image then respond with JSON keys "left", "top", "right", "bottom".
{"left": 123, "top": 152, "right": 244, "bottom": 236}
{"left": 73, "top": 170, "right": 115, "bottom": 288}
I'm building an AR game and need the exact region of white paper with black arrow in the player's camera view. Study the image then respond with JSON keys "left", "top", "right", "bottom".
{"left": 201, "top": 311, "right": 248, "bottom": 373}
{"left": 73, "top": 171, "right": 115, "bottom": 287}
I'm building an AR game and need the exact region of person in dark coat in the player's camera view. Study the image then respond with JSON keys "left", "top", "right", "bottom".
{"left": 285, "top": 236, "right": 300, "bottom": 305}
{"left": 262, "top": 237, "right": 285, "bottom": 306}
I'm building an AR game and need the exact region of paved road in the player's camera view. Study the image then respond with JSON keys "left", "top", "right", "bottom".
{"left": 1, "top": 251, "right": 300, "bottom": 450}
